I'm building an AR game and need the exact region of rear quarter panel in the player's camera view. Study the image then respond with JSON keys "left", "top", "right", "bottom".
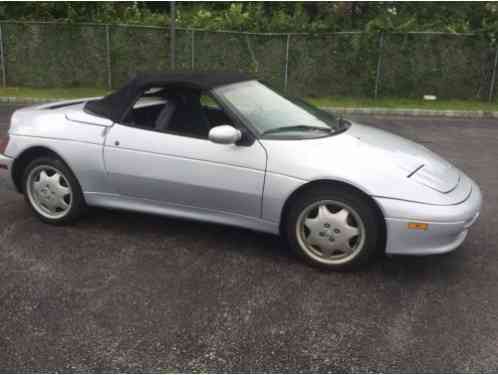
{"left": 6, "top": 108, "right": 114, "bottom": 194}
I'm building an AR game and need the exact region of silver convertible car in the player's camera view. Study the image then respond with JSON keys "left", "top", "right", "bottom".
{"left": 0, "top": 72, "right": 482, "bottom": 270}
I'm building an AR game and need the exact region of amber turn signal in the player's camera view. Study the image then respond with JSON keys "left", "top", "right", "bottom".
{"left": 407, "top": 222, "right": 428, "bottom": 230}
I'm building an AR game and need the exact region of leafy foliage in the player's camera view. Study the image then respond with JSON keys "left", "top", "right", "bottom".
{"left": 1, "top": 3, "right": 498, "bottom": 101}
{"left": 1, "top": 2, "right": 498, "bottom": 35}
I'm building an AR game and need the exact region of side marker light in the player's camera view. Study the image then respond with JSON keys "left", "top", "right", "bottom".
{"left": 407, "top": 222, "right": 428, "bottom": 230}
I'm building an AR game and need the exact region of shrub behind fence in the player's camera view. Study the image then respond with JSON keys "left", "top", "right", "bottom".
{"left": 0, "top": 21, "right": 497, "bottom": 101}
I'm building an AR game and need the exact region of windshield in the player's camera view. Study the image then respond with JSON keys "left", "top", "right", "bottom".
{"left": 213, "top": 80, "right": 348, "bottom": 139}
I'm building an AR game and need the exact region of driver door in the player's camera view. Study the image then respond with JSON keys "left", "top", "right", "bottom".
{"left": 103, "top": 93, "right": 267, "bottom": 218}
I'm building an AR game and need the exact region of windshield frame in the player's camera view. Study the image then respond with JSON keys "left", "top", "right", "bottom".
{"left": 212, "top": 80, "right": 348, "bottom": 140}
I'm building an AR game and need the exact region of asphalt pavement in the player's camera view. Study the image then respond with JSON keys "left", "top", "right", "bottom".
{"left": 0, "top": 104, "right": 497, "bottom": 372}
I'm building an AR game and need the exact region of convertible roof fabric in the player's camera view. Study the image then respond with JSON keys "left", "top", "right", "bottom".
{"left": 84, "top": 71, "right": 253, "bottom": 122}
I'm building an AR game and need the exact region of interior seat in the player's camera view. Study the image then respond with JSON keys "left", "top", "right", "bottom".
{"left": 166, "top": 91, "right": 211, "bottom": 137}
{"left": 154, "top": 100, "right": 177, "bottom": 132}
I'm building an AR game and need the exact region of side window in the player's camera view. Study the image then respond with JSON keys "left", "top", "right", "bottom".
{"left": 200, "top": 93, "right": 234, "bottom": 128}
{"left": 122, "top": 87, "right": 168, "bottom": 129}
{"left": 122, "top": 88, "right": 236, "bottom": 139}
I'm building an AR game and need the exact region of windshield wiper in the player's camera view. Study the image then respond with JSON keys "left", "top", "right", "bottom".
{"left": 262, "top": 125, "right": 332, "bottom": 136}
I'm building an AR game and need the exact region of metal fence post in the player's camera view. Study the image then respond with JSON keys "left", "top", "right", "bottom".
{"left": 170, "top": 2, "right": 176, "bottom": 69}
{"left": 284, "top": 34, "right": 291, "bottom": 92}
{"left": 191, "top": 30, "right": 195, "bottom": 69}
{"left": 0, "top": 23, "right": 6, "bottom": 88}
{"left": 374, "top": 32, "right": 385, "bottom": 99}
{"left": 105, "top": 24, "right": 112, "bottom": 90}
{"left": 488, "top": 45, "right": 498, "bottom": 102}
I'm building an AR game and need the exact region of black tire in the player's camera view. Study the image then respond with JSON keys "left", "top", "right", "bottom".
{"left": 22, "top": 156, "right": 86, "bottom": 225}
{"left": 285, "top": 185, "right": 382, "bottom": 271}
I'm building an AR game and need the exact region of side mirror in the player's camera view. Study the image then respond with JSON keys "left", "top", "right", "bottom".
{"left": 208, "top": 125, "right": 242, "bottom": 145}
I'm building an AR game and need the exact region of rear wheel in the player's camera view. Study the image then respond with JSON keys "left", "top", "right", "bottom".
{"left": 285, "top": 186, "right": 382, "bottom": 271}
{"left": 23, "top": 156, "right": 86, "bottom": 225}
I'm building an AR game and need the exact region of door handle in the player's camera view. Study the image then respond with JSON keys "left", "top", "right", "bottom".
{"left": 114, "top": 140, "right": 120, "bottom": 146}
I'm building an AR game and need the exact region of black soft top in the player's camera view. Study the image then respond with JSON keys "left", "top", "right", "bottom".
{"left": 85, "top": 71, "right": 253, "bottom": 123}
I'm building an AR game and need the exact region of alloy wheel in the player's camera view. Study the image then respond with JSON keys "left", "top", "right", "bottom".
{"left": 26, "top": 165, "right": 73, "bottom": 220}
{"left": 296, "top": 200, "right": 366, "bottom": 265}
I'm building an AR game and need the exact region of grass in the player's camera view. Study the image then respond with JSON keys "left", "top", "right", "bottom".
{"left": 0, "top": 87, "right": 497, "bottom": 112}
{"left": 308, "top": 96, "right": 498, "bottom": 112}
{"left": 0, "top": 86, "right": 108, "bottom": 99}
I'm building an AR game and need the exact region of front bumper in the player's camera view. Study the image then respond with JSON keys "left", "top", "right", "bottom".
{"left": 0, "top": 153, "right": 15, "bottom": 191}
{"left": 375, "top": 177, "right": 482, "bottom": 255}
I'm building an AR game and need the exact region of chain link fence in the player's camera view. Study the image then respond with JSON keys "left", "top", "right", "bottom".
{"left": 0, "top": 21, "right": 497, "bottom": 101}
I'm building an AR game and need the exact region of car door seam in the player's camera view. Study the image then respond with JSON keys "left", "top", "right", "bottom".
{"left": 102, "top": 122, "right": 115, "bottom": 174}
{"left": 258, "top": 139, "right": 269, "bottom": 219}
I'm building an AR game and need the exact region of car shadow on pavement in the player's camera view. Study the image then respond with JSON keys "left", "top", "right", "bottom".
{"left": 75, "top": 206, "right": 466, "bottom": 279}
{"left": 79, "top": 206, "right": 296, "bottom": 260}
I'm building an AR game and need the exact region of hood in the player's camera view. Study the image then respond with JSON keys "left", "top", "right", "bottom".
{"left": 347, "top": 123, "right": 459, "bottom": 193}
{"left": 262, "top": 122, "right": 469, "bottom": 205}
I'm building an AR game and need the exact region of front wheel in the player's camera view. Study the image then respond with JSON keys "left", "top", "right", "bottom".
{"left": 23, "top": 156, "right": 86, "bottom": 225}
{"left": 285, "top": 186, "right": 382, "bottom": 271}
